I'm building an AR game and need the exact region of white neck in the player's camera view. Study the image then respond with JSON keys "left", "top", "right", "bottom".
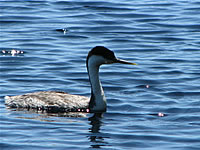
{"left": 87, "top": 55, "right": 107, "bottom": 112}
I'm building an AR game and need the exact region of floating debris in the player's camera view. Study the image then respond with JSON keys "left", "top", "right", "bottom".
{"left": 150, "top": 112, "right": 166, "bottom": 117}
{"left": 1, "top": 49, "right": 24, "bottom": 56}
{"left": 56, "top": 28, "right": 68, "bottom": 33}
{"left": 158, "top": 112, "right": 165, "bottom": 117}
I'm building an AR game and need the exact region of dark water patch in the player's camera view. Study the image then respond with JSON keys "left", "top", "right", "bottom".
{"left": 75, "top": 1, "right": 122, "bottom": 8}
{"left": 162, "top": 91, "right": 200, "bottom": 99}
{"left": 52, "top": 1, "right": 74, "bottom": 5}
{"left": 151, "top": 23, "right": 200, "bottom": 30}
{"left": 150, "top": 36, "right": 188, "bottom": 42}
{"left": 185, "top": 6, "right": 200, "bottom": 11}
{"left": 136, "top": 30, "right": 171, "bottom": 35}
{"left": 84, "top": 5, "right": 134, "bottom": 12}
{"left": 182, "top": 48, "right": 200, "bottom": 52}
{"left": 17, "top": 43, "right": 57, "bottom": 48}
{"left": 91, "top": 20, "right": 132, "bottom": 26}
{"left": 151, "top": 70, "right": 184, "bottom": 76}
{"left": 2, "top": 5, "right": 34, "bottom": 11}
{"left": 136, "top": 18, "right": 165, "bottom": 23}
{"left": 150, "top": 66, "right": 172, "bottom": 70}
{"left": 169, "top": 114, "right": 200, "bottom": 123}
{"left": 0, "top": 15, "right": 45, "bottom": 21}
{"left": 0, "top": 20, "right": 32, "bottom": 25}
{"left": 153, "top": 58, "right": 186, "bottom": 63}
{"left": 182, "top": 92, "right": 200, "bottom": 97}
{"left": 101, "top": 12, "right": 158, "bottom": 19}
{"left": 64, "top": 34, "right": 89, "bottom": 39}
{"left": 85, "top": 25, "right": 136, "bottom": 32}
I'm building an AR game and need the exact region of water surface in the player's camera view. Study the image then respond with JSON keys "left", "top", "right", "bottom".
{"left": 1, "top": 0, "right": 200, "bottom": 149}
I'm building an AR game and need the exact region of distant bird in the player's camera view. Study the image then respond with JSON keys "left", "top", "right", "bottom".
{"left": 5, "top": 46, "right": 136, "bottom": 113}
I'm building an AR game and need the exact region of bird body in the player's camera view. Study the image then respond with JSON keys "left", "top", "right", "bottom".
{"left": 5, "top": 46, "right": 136, "bottom": 113}
{"left": 5, "top": 91, "right": 90, "bottom": 112}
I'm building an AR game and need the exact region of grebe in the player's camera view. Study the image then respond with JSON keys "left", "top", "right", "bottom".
{"left": 5, "top": 46, "right": 136, "bottom": 113}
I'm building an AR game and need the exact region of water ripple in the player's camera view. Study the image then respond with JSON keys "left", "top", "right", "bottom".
{"left": 1, "top": 0, "right": 200, "bottom": 149}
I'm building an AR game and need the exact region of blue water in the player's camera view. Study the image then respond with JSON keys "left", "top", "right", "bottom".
{"left": 1, "top": 0, "right": 200, "bottom": 149}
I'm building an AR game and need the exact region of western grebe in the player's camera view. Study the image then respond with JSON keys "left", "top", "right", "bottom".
{"left": 5, "top": 46, "right": 136, "bottom": 113}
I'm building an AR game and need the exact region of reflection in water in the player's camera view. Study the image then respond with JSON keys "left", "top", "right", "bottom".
{"left": 88, "top": 113, "right": 110, "bottom": 148}
{"left": 6, "top": 107, "right": 110, "bottom": 148}
{"left": 6, "top": 107, "right": 88, "bottom": 121}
